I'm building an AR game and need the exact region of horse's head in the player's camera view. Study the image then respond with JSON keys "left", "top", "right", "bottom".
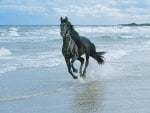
{"left": 60, "top": 16, "right": 73, "bottom": 37}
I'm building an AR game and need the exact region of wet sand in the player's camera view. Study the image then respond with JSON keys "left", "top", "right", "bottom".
{"left": 0, "top": 50, "right": 150, "bottom": 113}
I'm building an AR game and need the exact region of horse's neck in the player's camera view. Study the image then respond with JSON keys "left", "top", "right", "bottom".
{"left": 63, "top": 36, "right": 70, "bottom": 48}
{"left": 70, "top": 28, "right": 79, "bottom": 37}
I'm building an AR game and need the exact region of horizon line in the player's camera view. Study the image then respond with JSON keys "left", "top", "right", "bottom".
{"left": 0, "top": 22, "right": 149, "bottom": 26}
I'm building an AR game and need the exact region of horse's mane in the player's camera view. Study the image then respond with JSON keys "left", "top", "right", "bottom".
{"left": 68, "top": 23, "right": 82, "bottom": 48}
{"left": 70, "top": 25, "right": 79, "bottom": 37}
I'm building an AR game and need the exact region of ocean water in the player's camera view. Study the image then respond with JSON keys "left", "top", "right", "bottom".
{"left": 0, "top": 25, "right": 150, "bottom": 75}
{"left": 1, "top": 25, "right": 150, "bottom": 113}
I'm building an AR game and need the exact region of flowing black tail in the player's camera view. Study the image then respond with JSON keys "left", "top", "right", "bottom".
{"left": 91, "top": 52, "right": 106, "bottom": 64}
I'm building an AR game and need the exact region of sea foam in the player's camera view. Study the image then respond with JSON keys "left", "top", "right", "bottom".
{"left": 0, "top": 50, "right": 65, "bottom": 75}
{"left": 105, "top": 49, "right": 130, "bottom": 61}
{"left": 0, "top": 48, "right": 11, "bottom": 57}
{"left": 9, "top": 27, "right": 20, "bottom": 37}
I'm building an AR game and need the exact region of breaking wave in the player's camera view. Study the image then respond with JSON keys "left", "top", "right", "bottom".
{"left": 0, "top": 25, "right": 149, "bottom": 76}
{"left": 0, "top": 48, "right": 11, "bottom": 57}
{"left": 76, "top": 26, "right": 150, "bottom": 40}
{"left": 0, "top": 50, "right": 65, "bottom": 75}
{"left": 9, "top": 27, "right": 20, "bottom": 37}
{"left": 76, "top": 26, "right": 150, "bottom": 34}
{"left": 105, "top": 49, "right": 130, "bottom": 61}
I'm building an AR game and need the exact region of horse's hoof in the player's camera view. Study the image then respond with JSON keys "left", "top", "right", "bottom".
{"left": 80, "top": 74, "right": 86, "bottom": 79}
{"left": 82, "top": 76, "right": 86, "bottom": 79}
{"left": 73, "top": 76, "right": 78, "bottom": 79}
{"left": 73, "top": 69, "right": 78, "bottom": 73}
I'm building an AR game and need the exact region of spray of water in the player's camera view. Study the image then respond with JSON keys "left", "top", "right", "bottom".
{"left": 85, "top": 58, "right": 121, "bottom": 82}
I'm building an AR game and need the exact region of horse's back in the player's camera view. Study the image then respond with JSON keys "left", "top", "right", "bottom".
{"left": 80, "top": 36, "right": 95, "bottom": 51}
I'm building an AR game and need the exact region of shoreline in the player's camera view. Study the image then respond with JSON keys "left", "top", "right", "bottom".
{"left": 0, "top": 63, "right": 150, "bottom": 113}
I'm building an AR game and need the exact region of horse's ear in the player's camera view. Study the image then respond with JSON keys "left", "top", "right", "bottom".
{"left": 60, "top": 17, "right": 63, "bottom": 22}
{"left": 65, "top": 16, "right": 68, "bottom": 21}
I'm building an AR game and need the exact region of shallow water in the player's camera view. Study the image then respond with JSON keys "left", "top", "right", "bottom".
{"left": 0, "top": 25, "right": 150, "bottom": 113}
{"left": 1, "top": 66, "right": 150, "bottom": 113}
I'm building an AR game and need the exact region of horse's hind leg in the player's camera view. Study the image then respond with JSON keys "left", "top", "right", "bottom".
{"left": 65, "top": 57, "right": 77, "bottom": 79}
{"left": 78, "top": 57, "right": 84, "bottom": 77}
{"left": 71, "top": 57, "right": 78, "bottom": 73}
{"left": 82, "top": 55, "right": 89, "bottom": 78}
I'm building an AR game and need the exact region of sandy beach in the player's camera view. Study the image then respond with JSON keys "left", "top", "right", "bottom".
{"left": 0, "top": 49, "right": 150, "bottom": 113}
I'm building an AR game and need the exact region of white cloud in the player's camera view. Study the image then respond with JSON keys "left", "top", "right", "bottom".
{"left": 0, "top": 4, "right": 46, "bottom": 15}
{"left": 102, "top": 0, "right": 117, "bottom": 6}
{"left": 1, "top": 0, "right": 149, "bottom": 19}
{"left": 53, "top": 4, "right": 122, "bottom": 17}
{"left": 0, "top": 0, "right": 150, "bottom": 24}
{"left": 52, "top": 7, "right": 69, "bottom": 16}
{"left": 120, "top": 0, "right": 137, "bottom": 5}
{"left": 70, "top": 5, "right": 102, "bottom": 17}
{"left": 125, "top": 7, "right": 149, "bottom": 15}
{"left": 0, "top": 1, "right": 50, "bottom": 16}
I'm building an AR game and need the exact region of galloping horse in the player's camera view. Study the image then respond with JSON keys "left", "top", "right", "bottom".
{"left": 60, "top": 17, "right": 105, "bottom": 79}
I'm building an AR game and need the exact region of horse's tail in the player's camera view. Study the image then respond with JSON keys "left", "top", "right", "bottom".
{"left": 91, "top": 51, "right": 106, "bottom": 64}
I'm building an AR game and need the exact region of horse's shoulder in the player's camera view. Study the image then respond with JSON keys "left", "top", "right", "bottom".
{"left": 80, "top": 36, "right": 91, "bottom": 43}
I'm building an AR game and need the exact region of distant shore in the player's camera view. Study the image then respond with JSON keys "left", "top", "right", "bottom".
{"left": 120, "top": 23, "right": 150, "bottom": 26}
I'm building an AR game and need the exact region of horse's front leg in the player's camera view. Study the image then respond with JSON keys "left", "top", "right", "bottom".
{"left": 71, "top": 57, "right": 78, "bottom": 73}
{"left": 78, "top": 57, "right": 84, "bottom": 77}
{"left": 65, "top": 57, "right": 77, "bottom": 79}
{"left": 82, "top": 55, "right": 89, "bottom": 78}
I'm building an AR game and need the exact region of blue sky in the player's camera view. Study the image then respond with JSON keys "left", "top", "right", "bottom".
{"left": 0, "top": 0, "right": 150, "bottom": 25}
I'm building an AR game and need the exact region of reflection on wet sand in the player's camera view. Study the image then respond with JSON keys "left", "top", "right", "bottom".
{"left": 72, "top": 82, "right": 104, "bottom": 113}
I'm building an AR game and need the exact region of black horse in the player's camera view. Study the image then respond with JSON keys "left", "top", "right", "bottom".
{"left": 60, "top": 17, "right": 105, "bottom": 79}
